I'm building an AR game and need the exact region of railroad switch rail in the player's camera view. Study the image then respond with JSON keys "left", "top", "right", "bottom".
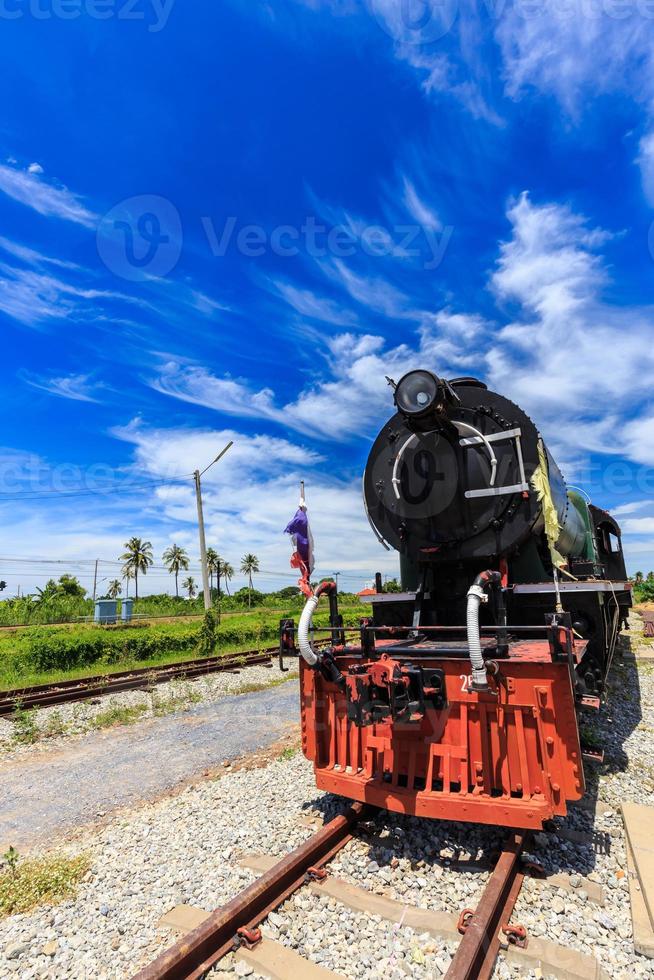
{"left": 133, "top": 812, "right": 531, "bottom": 980}
{"left": 0, "top": 649, "right": 278, "bottom": 716}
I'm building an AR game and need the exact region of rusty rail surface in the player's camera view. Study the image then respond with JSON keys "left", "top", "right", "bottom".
{"left": 446, "top": 830, "right": 529, "bottom": 980}
{"left": 132, "top": 802, "right": 367, "bottom": 980}
{"left": 0, "top": 649, "right": 278, "bottom": 715}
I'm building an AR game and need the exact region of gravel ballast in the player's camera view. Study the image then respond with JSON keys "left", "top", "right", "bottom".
{"left": 0, "top": 620, "right": 653, "bottom": 979}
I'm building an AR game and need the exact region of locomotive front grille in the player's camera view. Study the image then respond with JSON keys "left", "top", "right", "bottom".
{"left": 300, "top": 654, "right": 584, "bottom": 830}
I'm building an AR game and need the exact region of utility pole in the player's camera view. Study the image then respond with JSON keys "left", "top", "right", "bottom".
{"left": 92, "top": 559, "right": 99, "bottom": 602}
{"left": 194, "top": 441, "right": 233, "bottom": 612}
{"left": 333, "top": 571, "right": 341, "bottom": 592}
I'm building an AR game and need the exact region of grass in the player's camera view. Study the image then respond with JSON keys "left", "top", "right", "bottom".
{"left": 278, "top": 746, "right": 298, "bottom": 761}
{"left": 235, "top": 674, "right": 298, "bottom": 697}
{"left": 0, "top": 850, "right": 90, "bottom": 919}
{"left": 0, "top": 602, "right": 361, "bottom": 691}
{"left": 89, "top": 703, "right": 149, "bottom": 729}
{"left": 151, "top": 685, "right": 203, "bottom": 716}
{"left": 10, "top": 704, "right": 39, "bottom": 744}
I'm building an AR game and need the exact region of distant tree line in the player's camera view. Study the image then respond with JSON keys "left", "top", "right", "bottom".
{"left": 119, "top": 537, "right": 259, "bottom": 606}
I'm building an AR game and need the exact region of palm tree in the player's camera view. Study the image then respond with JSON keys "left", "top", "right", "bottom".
{"left": 182, "top": 575, "right": 197, "bottom": 599}
{"left": 206, "top": 548, "right": 220, "bottom": 597}
{"left": 122, "top": 567, "right": 134, "bottom": 598}
{"left": 635, "top": 571, "right": 644, "bottom": 584}
{"left": 107, "top": 579, "right": 122, "bottom": 599}
{"left": 162, "top": 544, "right": 190, "bottom": 598}
{"left": 120, "top": 537, "right": 154, "bottom": 600}
{"left": 221, "top": 560, "right": 234, "bottom": 596}
{"left": 240, "top": 553, "right": 260, "bottom": 608}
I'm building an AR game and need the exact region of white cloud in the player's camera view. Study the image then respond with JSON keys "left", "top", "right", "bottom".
{"left": 399, "top": 47, "right": 504, "bottom": 125}
{"left": 149, "top": 361, "right": 285, "bottom": 426}
{"left": 270, "top": 278, "right": 359, "bottom": 325}
{"left": 149, "top": 310, "right": 488, "bottom": 441}
{"left": 0, "top": 259, "right": 148, "bottom": 327}
{"left": 621, "top": 517, "right": 654, "bottom": 536}
{"left": 321, "top": 258, "right": 416, "bottom": 318}
{"left": 486, "top": 193, "right": 654, "bottom": 446}
{"left": 0, "top": 162, "right": 96, "bottom": 227}
{"left": 0, "top": 235, "right": 82, "bottom": 271}
{"left": 611, "top": 500, "right": 652, "bottom": 517}
{"left": 493, "top": 2, "right": 654, "bottom": 197}
{"left": 151, "top": 193, "right": 654, "bottom": 477}
{"left": 402, "top": 177, "right": 442, "bottom": 231}
{"left": 495, "top": 1, "right": 654, "bottom": 114}
{"left": 107, "top": 420, "right": 391, "bottom": 586}
{"left": 20, "top": 372, "right": 105, "bottom": 403}
{"left": 638, "top": 131, "right": 654, "bottom": 206}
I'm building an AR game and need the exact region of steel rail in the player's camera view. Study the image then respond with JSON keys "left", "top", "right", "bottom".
{"left": 445, "top": 830, "right": 528, "bottom": 980}
{"left": 132, "top": 802, "right": 367, "bottom": 980}
{"left": 0, "top": 650, "right": 277, "bottom": 715}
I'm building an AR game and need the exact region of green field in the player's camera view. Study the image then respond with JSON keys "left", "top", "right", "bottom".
{"left": 0, "top": 599, "right": 364, "bottom": 691}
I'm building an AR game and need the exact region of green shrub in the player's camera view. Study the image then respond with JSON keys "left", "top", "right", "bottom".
{"left": 0, "top": 598, "right": 364, "bottom": 684}
{"left": 634, "top": 582, "right": 654, "bottom": 603}
{"left": 11, "top": 704, "right": 39, "bottom": 745}
{"left": 196, "top": 609, "right": 217, "bottom": 657}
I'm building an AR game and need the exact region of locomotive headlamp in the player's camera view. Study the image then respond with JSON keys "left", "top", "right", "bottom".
{"left": 394, "top": 370, "right": 443, "bottom": 419}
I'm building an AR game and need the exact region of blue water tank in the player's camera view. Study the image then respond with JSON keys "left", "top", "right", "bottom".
{"left": 121, "top": 598, "right": 134, "bottom": 622}
{"left": 94, "top": 599, "right": 117, "bottom": 624}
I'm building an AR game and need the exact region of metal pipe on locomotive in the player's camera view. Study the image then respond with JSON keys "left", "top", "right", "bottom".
{"left": 280, "top": 370, "right": 631, "bottom": 829}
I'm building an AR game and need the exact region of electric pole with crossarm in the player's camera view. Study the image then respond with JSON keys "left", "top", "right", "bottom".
{"left": 193, "top": 441, "right": 233, "bottom": 612}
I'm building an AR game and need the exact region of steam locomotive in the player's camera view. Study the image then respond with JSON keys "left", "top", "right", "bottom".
{"left": 281, "top": 371, "right": 631, "bottom": 828}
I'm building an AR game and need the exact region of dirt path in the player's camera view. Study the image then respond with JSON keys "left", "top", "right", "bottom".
{"left": 0, "top": 680, "right": 299, "bottom": 852}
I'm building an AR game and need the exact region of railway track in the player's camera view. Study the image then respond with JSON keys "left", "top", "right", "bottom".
{"left": 0, "top": 648, "right": 284, "bottom": 716}
{"left": 132, "top": 806, "right": 533, "bottom": 980}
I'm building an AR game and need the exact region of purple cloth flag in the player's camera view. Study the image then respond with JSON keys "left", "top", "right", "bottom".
{"left": 284, "top": 506, "right": 315, "bottom": 574}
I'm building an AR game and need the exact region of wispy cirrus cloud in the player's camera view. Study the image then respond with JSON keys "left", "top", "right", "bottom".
{"left": 270, "top": 278, "right": 359, "bottom": 325}
{"left": 0, "top": 257, "right": 152, "bottom": 327}
{"left": 19, "top": 371, "right": 106, "bottom": 403}
{"left": 401, "top": 177, "right": 442, "bottom": 232}
{"left": 0, "top": 161, "right": 97, "bottom": 227}
{"left": 148, "top": 309, "right": 487, "bottom": 441}
{"left": 149, "top": 361, "right": 285, "bottom": 425}
{"left": 151, "top": 192, "right": 654, "bottom": 475}
{"left": 319, "top": 258, "right": 417, "bottom": 318}
{"left": 0, "top": 235, "right": 82, "bottom": 271}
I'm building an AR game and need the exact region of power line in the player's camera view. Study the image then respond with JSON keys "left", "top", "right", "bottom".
{"left": 0, "top": 556, "right": 375, "bottom": 583}
{"left": 0, "top": 476, "right": 193, "bottom": 502}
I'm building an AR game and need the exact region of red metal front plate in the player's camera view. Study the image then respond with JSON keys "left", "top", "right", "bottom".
{"left": 300, "top": 643, "right": 584, "bottom": 829}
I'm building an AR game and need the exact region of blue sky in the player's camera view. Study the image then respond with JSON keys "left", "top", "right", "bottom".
{"left": 2, "top": 0, "right": 654, "bottom": 595}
